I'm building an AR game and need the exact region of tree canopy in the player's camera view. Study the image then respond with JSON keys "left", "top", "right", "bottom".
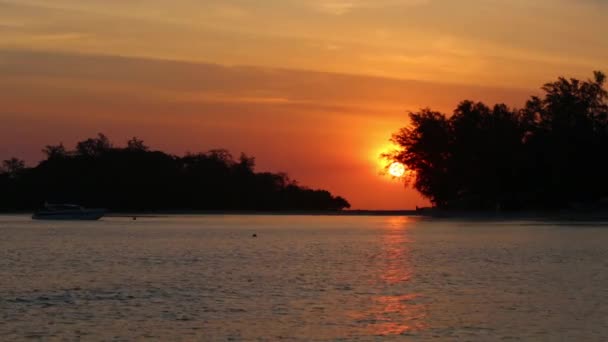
{"left": 387, "top": 71, "right": 608, "bottom": 211}
{"left": 0, "top": 135, "right": 350, "bottom": 212}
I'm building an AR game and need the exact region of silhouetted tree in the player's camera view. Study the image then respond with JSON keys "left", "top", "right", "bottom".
{"left": 126, "top": 137, "right": 148, "bottom": 152}
{"left": 76, "top": 133, "right": 112, "bottom": 157}
{"left": 389, "top": 108, "right": 453, "bottom": 207}
{"left": 387, "top": 71, "right": 608, "bottom": 211}
{"left": 42, "top": 143, "right": 67, "bottom": 160}
{"left": 237, "top": 153, "right": 255, "bottom": 173}
{"left": 2, "top": 158, "right": 25, "bottom": 179}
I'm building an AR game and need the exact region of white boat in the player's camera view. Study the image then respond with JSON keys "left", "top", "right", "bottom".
{"left": 32, "top": 203, "right": 106, "bottom": 221}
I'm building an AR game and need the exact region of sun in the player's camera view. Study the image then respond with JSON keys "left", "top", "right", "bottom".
{"left": 388, "top": 162, "right": 406, "bottom": 177}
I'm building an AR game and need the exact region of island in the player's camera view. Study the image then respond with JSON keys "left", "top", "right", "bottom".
{"left": 0, "top": 136, "right": 350, "bottom": 212}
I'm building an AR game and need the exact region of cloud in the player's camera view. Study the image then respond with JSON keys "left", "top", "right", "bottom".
{"left": 310, "top": 0, "right": 430, "bottom": 14}
{"left": 0, "top": 48, "right": 532, "bottom": 122}
{"left": 29, "top": 32, "right": 87, "bottom": 41}
{"left": 0, "top": 0, "right": 605, "bottom": 89}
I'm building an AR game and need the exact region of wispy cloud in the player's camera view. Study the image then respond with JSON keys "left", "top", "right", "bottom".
{"left": 0, "top": 0, "right": 606, "bottom": 88}
{"left": 310, "top": 0, "right": 429, "bottom": 14}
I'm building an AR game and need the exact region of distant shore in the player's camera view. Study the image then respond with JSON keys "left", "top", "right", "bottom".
{"left": 5, "top": 209, "right": 608, "bottom": 221}
{"left": 0, "top": 209, "right": 419, "bottom": 217}
{"left": 104, "top": 210, "right": 422, "bottom": 217}
{"left": 0, "top": 209, "right": 421, "bottom": 217}
{"left": 108, "top": 210, "right": 608, "bottom": 221}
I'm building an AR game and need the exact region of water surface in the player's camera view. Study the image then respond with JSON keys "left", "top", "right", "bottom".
{"left": 1, "top": 215, "right": 608, "bottom": 341}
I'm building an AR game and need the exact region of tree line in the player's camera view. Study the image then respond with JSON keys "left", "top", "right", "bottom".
{"left": 387, "top": 71, "right": 608, "bottom": 211}
{"left": 0, "top": 135, "right": 350, "bottom": 211}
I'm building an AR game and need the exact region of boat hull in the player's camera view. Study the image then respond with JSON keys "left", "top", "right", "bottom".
{"left": 32, "top": 209, "right": 105, "bottom": 221}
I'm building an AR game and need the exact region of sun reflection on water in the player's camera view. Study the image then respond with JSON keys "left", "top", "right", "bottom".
{"left": 349, "top": 216, "right": 428, "bottom": 336}
{"left": 380, "top": 217, "right": 413, "bottom": 284}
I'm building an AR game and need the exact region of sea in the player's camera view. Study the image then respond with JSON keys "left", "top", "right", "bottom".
{"left": 1, "top": 214, "right": 608, "bottom": 341}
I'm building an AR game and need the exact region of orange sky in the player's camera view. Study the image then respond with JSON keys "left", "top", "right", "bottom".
{"left": 1, "top": 0, "right": 607, "bottom": 209}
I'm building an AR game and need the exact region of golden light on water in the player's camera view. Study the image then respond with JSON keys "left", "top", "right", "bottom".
{"left": 388, "top": 162, "right": 406, "bottom": 178}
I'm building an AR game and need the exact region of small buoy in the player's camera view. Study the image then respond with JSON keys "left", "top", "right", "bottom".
{"left": 252, "top": 233, "right": 257, "bottom": 238}
{"left": 132, "top": 217, "right": 137, "bottom": 221}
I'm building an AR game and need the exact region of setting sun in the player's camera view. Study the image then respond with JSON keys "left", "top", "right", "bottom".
{"left": 388, "top": 162, "right": 406, "bottom": 178}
